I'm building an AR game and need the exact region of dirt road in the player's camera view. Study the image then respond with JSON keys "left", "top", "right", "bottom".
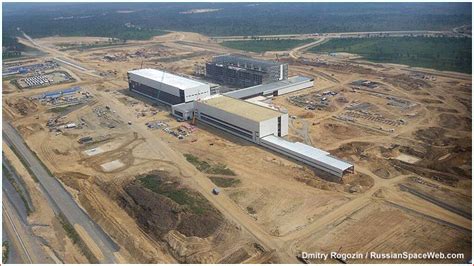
{"left": 9, "top": 31, "right": 471, "bottom": 263}
{"left": 3, "top": 122, "right": 120, "bottom": 263}
{"left": 19, "top": 32, "right": 102, "bottom": 78}
{"left": 91, "top": 87, "right": 299, "bottom": 262}
{"left": 289, "top": 37, "right": 328, "bottom": 59}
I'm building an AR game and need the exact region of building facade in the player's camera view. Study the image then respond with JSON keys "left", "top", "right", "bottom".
{"left": 127, "top": 67, "right": 352, "bottom": 178}
{"left": 128, "top": 68, "right": 210, "bottom": 105}
{"left": 205, "top": 55, "right": 288, "bottom": 88}
{"left": 194, "top": 95, "right": 288, "bottom": 143}
{"left": 171, "top": 101, "right": 195, "bottom": 120}
{"left": 260, "top": 135, "right": 354, "bottom": 178}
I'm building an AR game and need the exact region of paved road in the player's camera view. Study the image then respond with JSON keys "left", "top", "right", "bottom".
{"left": 3, "top": 157, "right": 34, "bottom": 216}
{"left": 18, "top": 32, "right": 297, "bottom": 261}
{"left": 289, "top": 37, "right": 328, "bottom": 59}
{"left": 213, "top": 29, "right": 467, "bottom": 60}
{"left": 21, "top": 31, "right": 39, "bottom": 47}
{"left": 3, "top": 122, "right": 119, "bottom": 263}
{"left": 20, "top": 31, "right": 102, "bottom": 78}
{"left": 93, "top": 87, "right": 300, "bottom": 263}
{"left": 53, "top": 57, "right": 89, "bottom": 71}
{"left": 3, "top": 160, "right": 29, "bottom": 223}
{"left": 211, "top": 30, "right": 463, "bottom": 41}
{"left": 2, "top": 177, "right": 30, "bottom": 264}
{"left": 3, "top": 194, "right": 39, "bottom": 263}
{"left": 2, "top": 218, "right": 23, "bottom": 264}
{"left": 17, "top": 31, "right": 470, "bottom": 263}
{"left": 3, "top": 156, "right": 57, "bottom": 263}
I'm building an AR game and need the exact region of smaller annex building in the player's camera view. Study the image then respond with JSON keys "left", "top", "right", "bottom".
{"left": 128, "top": 68, "right": 210, "bottom": 105}
{"left": 224, "top": 76, "right": 314, "bottom": 100}
{"left": 260, "top": 135, "right": 354, "bottom": 177}
{"left": 194, "top": 95, "right": 288, "bottom": 143}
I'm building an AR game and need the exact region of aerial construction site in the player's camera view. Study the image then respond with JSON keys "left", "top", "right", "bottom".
{"left": 2, "top": 3, "right": 472, "bottom": 265}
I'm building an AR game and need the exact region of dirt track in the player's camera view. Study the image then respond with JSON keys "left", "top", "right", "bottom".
{"left": 3, "top": 31, "right": 471, "bottom": 263}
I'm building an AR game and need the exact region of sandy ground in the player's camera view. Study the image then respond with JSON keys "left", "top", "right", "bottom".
{"left": 3, "top": 31, "right": 471, "bottom": 263}
{"left": 2, "top": 143, "right": 89, "bottom": 263}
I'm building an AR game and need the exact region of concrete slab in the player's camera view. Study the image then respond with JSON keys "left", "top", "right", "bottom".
{"left": 84, "top": 147, "right": 104, "bottom": 156}
{"left": 100, "top": 160, "right": 125, "bottom": 172}
{"left": 395, "top": 153, "right": 421, "bottom": 164}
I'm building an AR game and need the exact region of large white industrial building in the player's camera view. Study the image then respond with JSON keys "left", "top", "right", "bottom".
{"left": 192, "top": 95, "right": 352, "bottom": 177}
{"left": 129, "top": 64, "right": 353, "bottom": 178}
{"left": 128, "top": 68, "right": 210, "bottom": 105}
{"left": 194, "top": 95, "right": 288, "bottom": 143}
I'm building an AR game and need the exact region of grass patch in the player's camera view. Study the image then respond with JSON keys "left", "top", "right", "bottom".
{"left": 221, "top": 38, "right": 315, "bottom": 53}
{"left": 31, "top": 150, "right": 55, "bottom": 178}
{"left": 8, "top": 132, "right": 58, "bottom": 183}
{"left": 57, "top": 214, "right": 99, "bottom": 263}
{"left": 246, "top": 206, "right": 257, "bottom": 215}
{"left": 46, "top": 104, "right": 81, "bottom": 114}
{"left": 3, "top": 45, "right": 44, "bottom": 61}
{"left": 6, "top": 144, "right": 39, "bottom": 183}
{"left": 3, "top": 163, "right": 32, "bottom": 215}
{"left": 139, "top": 174, "right": 212, "bottom": 215}
{"left": 2, "top": 51, "right": 23, "bottom": 59}
{"left": 184, "top": 154, "right": 236, "bottom": 176}
{"left": 47, "top": 106, "right": 72, "bottom": 113}
{"left": 310, "top": 37, "right": 472, "bottom": 74}
{"left": 2, "top": 75, "right": 18, "bottom": 81}
{"left": 209, "top": 176, "right": 240, "bottom": 188}
{"left": 58, "top": 214, "right": 80, "bottom": 244}
{"left": 59, "top": 42, "right": 128, "bottom": 51}
{"left": 2, "top": 241, "right": 9, "bottom": 263}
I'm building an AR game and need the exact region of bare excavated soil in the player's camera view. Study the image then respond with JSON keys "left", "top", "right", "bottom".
{"left": 330, "top": 141, "right": 374, "bottom": 162}
{"left": 402, "top": 176, "right": 472, "bottom": 218}
{"left": 5, "top": 31, "right": 471, "bottom": 263}
{"left": 389, "top": 144, "right": 471, "bottom": 187}
{"left": 295, "top": 200, "right": 471, "bottom": 264}
{"left": 110, "top": 170, "right": 266, "bottom": 263}
{"left": 383, "top": 74, "right": 432, "bottom": 91}
{"left": 118, "top": 171, "right": 222, "bottom": 239}
{"left": 439, "top": 113, "right": 471, "bottom": 131}
{"left": 5, "top": 97, "right": 38, "bottom": 117}
{"left": 426, "top": 106, "right": 460, "bottom": 113}
{"left": 414, "top": 127, "right": 460, "bottom": 146}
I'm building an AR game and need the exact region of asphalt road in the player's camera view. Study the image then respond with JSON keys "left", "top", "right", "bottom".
{"left": 3, "top": 161, "right": 29, "bottom": 223}
{"left": 3, "top": 194, "right": 35, "bottom": 263}
{"left": 2, "top": 219, "right": 22, "bottom": 264}
{"left": 2, "top": 156, "right": 56, "bottom": 263}
{"left": 3, "top": 122, "right": 119, "bottom": 263}
{"left": 3, "top": 157, "right": 34, "bottom": 217}
{"left": 210, "top": 29, "right": 463, "bottom": 41}
{"left": 2, "top": 184, "right": 28, "bottom": 264}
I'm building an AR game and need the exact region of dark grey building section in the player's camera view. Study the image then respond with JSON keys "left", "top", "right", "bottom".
{"left": 205, "top": 55, "right": 288, "bottom": 88}
{"left": 198, "top": 112, "right": 255, "bottom": 141}
{"left": 128, "top": 80, "right": 184, "bottom": 105}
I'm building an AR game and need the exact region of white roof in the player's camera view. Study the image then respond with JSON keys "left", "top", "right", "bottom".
{"left": 128, "top": 68, "right": 207, "bottom": 90}
{"left": 200, "top": 95, "right": 283, "bottom": 122}
{"left": 293, "top": 142, "right": 330, "bottom": 157}
{"left": 261, "top": 135, "right": 353, "bottom": 171}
